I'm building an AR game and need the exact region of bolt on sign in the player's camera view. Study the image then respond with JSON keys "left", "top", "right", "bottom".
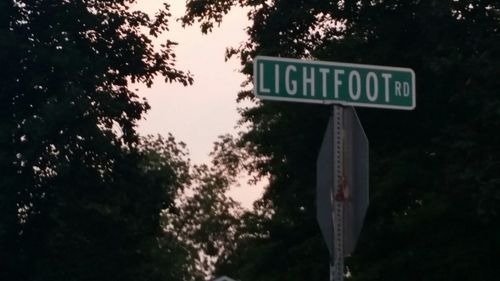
{"left": 253, "top": 56, "right": 416, "bottom": 110}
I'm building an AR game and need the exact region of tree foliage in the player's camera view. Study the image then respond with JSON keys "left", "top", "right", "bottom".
{"left": 0, "top": 1, "right": 194, "bottom": 280}
{"left": 185, "top": 1, "right": 500, "bottom": 280}
{"left": 163, "top": 134, "right": 248, "bottom": 280}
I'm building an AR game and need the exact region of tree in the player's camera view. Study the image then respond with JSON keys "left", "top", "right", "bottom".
{"left": 0, "top": 1, "right": 193, "bottom": 280}
{"left": 164, "top": 134, "right": 247, "bottom": 281}
{"left": 135, "top": 134, "right": 198, "bottom": 281}
{"left": 184, "top": 1, "right": 500, "bottom": 280}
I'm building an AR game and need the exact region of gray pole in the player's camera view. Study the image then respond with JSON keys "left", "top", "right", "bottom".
{"left": 332, "top": 104, "right": 344, "bottom": 281}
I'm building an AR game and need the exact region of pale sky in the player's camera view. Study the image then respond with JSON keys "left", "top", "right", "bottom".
{"left": 135, "top": 1, "right": 262, "bottom": 208}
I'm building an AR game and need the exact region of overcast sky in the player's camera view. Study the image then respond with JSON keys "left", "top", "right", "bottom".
{"left": 135, "top": 2, "right": 262, "bottom": 208}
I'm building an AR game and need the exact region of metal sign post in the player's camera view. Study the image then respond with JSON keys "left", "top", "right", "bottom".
{"left": 332, "top": 104, "right": 344, "bottom": 281}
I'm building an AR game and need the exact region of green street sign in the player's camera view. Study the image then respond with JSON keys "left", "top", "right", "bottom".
{"left": 253, "top": 56, "right": 416, "bottom": 110}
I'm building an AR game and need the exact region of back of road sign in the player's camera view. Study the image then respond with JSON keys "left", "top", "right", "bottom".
{"left": 316, "top": 107, "right": 369, "bottom": 258}
{"left": 316, "top": 117, "right": 335, "bottom": 256}
{"left": 342, "top": 107, "right": 369, "bottom": 256}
